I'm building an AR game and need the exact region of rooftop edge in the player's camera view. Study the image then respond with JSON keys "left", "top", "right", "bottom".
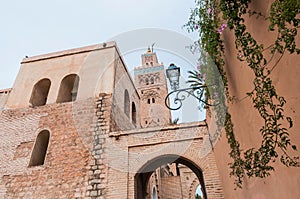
{"left": 21, "top": 41, "right": 116, "bottom": 64}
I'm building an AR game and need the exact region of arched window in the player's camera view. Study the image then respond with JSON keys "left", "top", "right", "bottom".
{"left": 145, "top": 78, "right": 149, "bottom": 85}
{"left": 132, "top": 102, "right": 136, "bottom": 125}
{"left": 30, "top": 78, "right": 51, "bottom": 107}
{"left": 29, "top": 130, "right": 50, "bottom": 166}
{"left": 147, "top": 99, "right": 151, "bottom": 104}
{"left": 152, "top": 98, "right": 155, "bottom": 103}
{"left": 56, "top": 74, "right": 79, "bottom": 103}
{"left": 150, "top": 77, "right": 154, "bottom": 84}
{"left": 124, "top": 89, "right": 130, "bottom": 117}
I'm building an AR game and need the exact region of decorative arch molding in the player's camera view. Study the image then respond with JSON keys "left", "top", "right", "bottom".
{"left": 138, "top": 73, "right": 160, "bottom": 85}
{"left": 141, "top": 90, "right": 160, "bottom": 101}
{"left": 108, "top": 123, "right": 223, "bottom": 198}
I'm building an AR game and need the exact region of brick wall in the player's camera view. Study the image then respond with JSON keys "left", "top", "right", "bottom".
{"left": 0, "top": 94, "right": 224, "bottom": 199}
{"left": 108, "top": 122, "right": 224, "bottom": 199}
{"left": 0, "top": 98, "right": 96, "bottom": 199}
{"left": 178, "top": 165, "right": 200, "bottom": 199}
{"left": 161, "top": 176, "right": 183, "bottom": 199}
{"left": 85, "top": 93, "right": 112, "bottom": 199}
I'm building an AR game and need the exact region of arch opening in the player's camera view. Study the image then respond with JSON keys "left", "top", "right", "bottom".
{"left": 30, "top": 78, "right": 51, "bottom": 107}
{"left": 29, "top": 130, "right": 50, "bottom": 166}
{"left": 134, "top": 155, "right": 207, "bottom": 199}
{"left": 56, "top": 74, "right": 79, "bottom": 103}
{"left": 132, "top": 102, "right": 137, "bottom": 125}
{"left": 152, "top": 186, "right": 157, "bottom": 199}
{"left": 195, "top": 185, "right": 203, "bottom": 199}
{"left": 150, "top": 77, "right": 154, "bottom": 84}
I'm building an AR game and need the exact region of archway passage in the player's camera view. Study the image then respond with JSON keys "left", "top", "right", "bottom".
{"left": 135, "top": 155, "right": 207, "bottom": 199}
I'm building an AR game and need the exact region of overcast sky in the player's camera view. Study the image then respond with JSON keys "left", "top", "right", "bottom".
{"left": 0, "top": 0, "right": 197, "bottom": 88}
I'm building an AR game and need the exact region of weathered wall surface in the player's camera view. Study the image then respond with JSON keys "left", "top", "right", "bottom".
{"left": 0, "top": 42, "right": 225, "bottom": 199}
{"left": 85, "top": 93, "right": 112, "bottom": 199}
{"left": 213, "top": 0, "right": 300, "bottom": 198}
{"left": 0, "top": 99, "right": 96, "bottom": 199}
{"left": 0, "top": 89, "right": 11, "bottom": 110}
{"left": 107, "top": 122, "right": 224, "bottom": 199}
{"left": 111, "top": 51, "right": 140, "bottom": 131}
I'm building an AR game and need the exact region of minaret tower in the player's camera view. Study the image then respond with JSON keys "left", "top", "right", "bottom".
{"left": 134, "top": 47, "right": 171, "bottom": 128}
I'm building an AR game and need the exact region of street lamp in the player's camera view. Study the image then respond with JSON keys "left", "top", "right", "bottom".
{"left": 165, "top": 63, "right": 213, "bottom": 110}
{"left": 166, "top": 63, "right": 180, "bottom": 91}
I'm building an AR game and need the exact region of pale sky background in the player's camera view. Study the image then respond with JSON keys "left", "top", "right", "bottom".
{"left": 0, "top": 0, "right": 205, "bottom": 122}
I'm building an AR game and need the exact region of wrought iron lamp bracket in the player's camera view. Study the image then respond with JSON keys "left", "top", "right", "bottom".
{"left": 165, "top": 85, "right": 215, "bottom": 110}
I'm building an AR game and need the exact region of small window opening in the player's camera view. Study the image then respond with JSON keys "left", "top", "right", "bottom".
{"left": 150, "top": 62, "right": 153, "bottom": 66}
{"left": 152, "top": 98, "right": 155, "bottom": 103}
{"left": 145, "top": 120, "right": 148, "bottom": 124}
{"left": 146, "top": 78, "right": 149, "bottom": 85}
{"left": 148, "top": 99, "right": 151, "bottom": 104}
{"left": 124, "top": 90, "right": 130, "bottom": 117}
{"left": 132, "top": 102, "right": 137, "bottom": 125}
{"left": 56, "top": 74, "right": 79, "bottom": 103}
{"left": 30, "top": 78, "right": 51, "bottom": 107}
{"left": 29, "top": 130, "right": 50, "bottom": 166}
{"left": 150, "top": 77, "right": 154, "bottom": 84}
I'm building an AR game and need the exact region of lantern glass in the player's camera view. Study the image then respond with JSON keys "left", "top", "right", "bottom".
{"left": 166, "top": 64, "right": 180, "bottom": 91}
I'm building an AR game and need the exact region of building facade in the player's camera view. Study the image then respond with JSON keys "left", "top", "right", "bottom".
{"left": 0, "top": 42, "right": 224, "bottom": 199}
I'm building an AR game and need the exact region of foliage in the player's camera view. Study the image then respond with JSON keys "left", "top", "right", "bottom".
{"left": 196, "top": 194, "right": 203, "bottom": 199}
{"left": 185, "top": 0, "right": 300, "bottom": 188}
{"left": 170, "top": 117, "right": 180, "bottom": 125}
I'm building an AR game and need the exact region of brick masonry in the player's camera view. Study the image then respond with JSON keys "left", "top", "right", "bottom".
{"left": 0, "top": 44, "right": 225, "bottom": 199}
{"left": 0, "top": 94, "right": 225, "bottom": 198}
{"left": 0, "top": 98, "right": 96, "bottom": 199}
{"left": 160, "top": 176, "right": 183, "bottom": 198}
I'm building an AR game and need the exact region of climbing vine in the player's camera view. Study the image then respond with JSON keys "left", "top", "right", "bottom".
{"left": 185, "top": 0, "right": 300, "bottom": 188}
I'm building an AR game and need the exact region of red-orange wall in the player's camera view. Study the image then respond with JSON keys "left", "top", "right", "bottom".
{"left": 213, "top": 0, "right": 300, "bottom": 198}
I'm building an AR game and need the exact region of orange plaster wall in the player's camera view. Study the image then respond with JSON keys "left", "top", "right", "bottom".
{"left": 213, "top": 0, "right": 300, "bottom": 198}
